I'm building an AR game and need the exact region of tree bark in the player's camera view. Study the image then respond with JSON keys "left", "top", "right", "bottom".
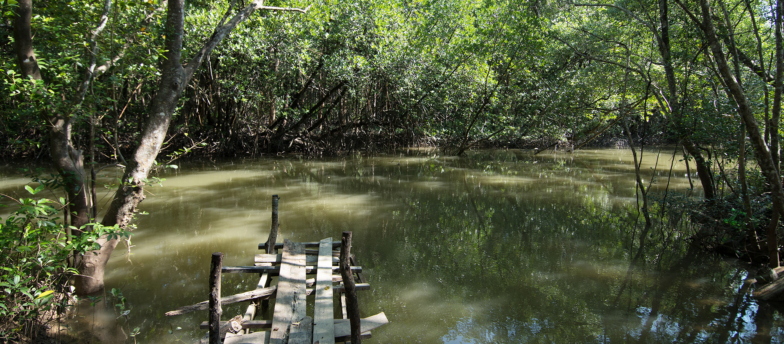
{"left": 13, "top": 0, "right": 41, "bottom": 80}
{"left": 683, "top": 0, "right": 784, "bottom": 265}
{"left": 77, "top": 0, "right": 310, "bottom": 294}
{"left": 340, "top": 231, "right": 361, "bottom": 344}
{"left": 657, "top": 0, "right": 714, "bottom": 199}
{"left": 772, "top": 0, "right": 783, "bottom": 173}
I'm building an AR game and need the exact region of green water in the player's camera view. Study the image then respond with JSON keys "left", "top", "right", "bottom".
{"left": 0, "top": 148, "right": 775, "bottom": 343}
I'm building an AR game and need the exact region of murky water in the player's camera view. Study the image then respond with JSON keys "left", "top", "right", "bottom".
{"left": 0, "top": 148, "right": 777, "bottom": 343}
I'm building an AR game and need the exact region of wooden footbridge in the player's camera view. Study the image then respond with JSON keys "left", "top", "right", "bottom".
{"left": 165, "top": 196, "right": 388, "bottom": 343}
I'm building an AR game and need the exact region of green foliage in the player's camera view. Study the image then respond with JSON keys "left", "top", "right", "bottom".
{"left": 0, "top": 186, "right": 128, "bottom": 341}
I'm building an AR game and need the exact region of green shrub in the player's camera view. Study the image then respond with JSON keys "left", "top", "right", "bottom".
{"left": 0, "top": 185, "right": 128, "bottom": 341}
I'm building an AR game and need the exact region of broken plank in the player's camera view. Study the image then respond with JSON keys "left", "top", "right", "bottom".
{"left": 166, "top": 286, "right": 276, "bottom": 317}
{"left": 167, "top": 283, "right": 370, "bottom": 317}
{"left": 223, "top": 266, "right": 362, "bottom": 274}
{"left": 259, "top": 241, "right": 340, "bottom": 250}
{"left": 334, "top": 313, "right": 389, "bottom": 342}
{"left": 313, "top": 238, "right": 336, "bottom": 344}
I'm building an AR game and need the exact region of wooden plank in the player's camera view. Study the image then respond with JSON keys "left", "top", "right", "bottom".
{"left": 259, "top": 241, "right": 340, "bottom": 250}
{"left": 209, "top": 314, "right": 386, "bottom": 344}
{"left": 201, "top": 319, "right": 273, "bottom": 330}
{"left": 168, "top": 283, "right": 370, "bottom": 317}
{"left": 241, "top": 269, "right": 271, "bottom": 332}
{"left": 334, "top": 313, "right": 388, "bottom": 342}
{"left": 305, "top": 249, "right": 340, "bottom": 257}
{"left": 313, "top": 238, "right": 336, "bottom": 344}
{"left": 166, "top": 286, "right": 276, "bottom": 316}
{"left": 223, "top": 266, "right": 362, "bottom": 274}
{"left": 255, "top": 254, "right": 340, "bottom": 265}
{"left": 289, "top": 316, "right": 313, "bottom": 344}
{"left": 350, "top": 256, "right": 366, "bottom": 283}
{"left": 339, "top": 288, "right": 348, "bottom": 320}
{"left": 223, "top": 330, "right": 270, "bottom": 344}
{"left": 270, "top": 240, "right": 308, "bottom": 344}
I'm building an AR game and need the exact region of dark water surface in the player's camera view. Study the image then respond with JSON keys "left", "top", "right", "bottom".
{"left": 0, "top": 148, "right": 777, "bottom": 343}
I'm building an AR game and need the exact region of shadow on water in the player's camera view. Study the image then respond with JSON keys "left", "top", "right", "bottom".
{"left": 0, "top": 149, "right": 775, "bottom": 343}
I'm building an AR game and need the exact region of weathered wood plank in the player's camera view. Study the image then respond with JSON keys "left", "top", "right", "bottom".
{"left": 223, "top": 330, "right": 270, "bottom": 344}
{"left": 288, "top": 316, "right": 313, "bottom": 344}
{"left": 259, "top": 241, "right": 340, "bottom": 250}
{"left": 205, "top": 314, "right": 386, "bottom": 343}
{"left": 200, "top": 319, "right": 272, "bottom": 330}
{"left": 313, "top": 238, "right": 336, "bottom": 344}
{"left": 167, "top": 283, "right": 369, "bottom": 317}
{"left": 304, "top": 249, "right": 340, "bottom": 257}
{"left": 270, "top": 240, "right": 307, "bottom": 344}
{"left": 334, "top": 313, "right": 388, "bottom": 342}
{"left": 255, "top": 254, "right": 340, "bottom": 265}
{"left": 222, "top": 266, "right": 362, "bottom": 274}
{"left": 166, "top": 286, "right": 276, "bottom": 316}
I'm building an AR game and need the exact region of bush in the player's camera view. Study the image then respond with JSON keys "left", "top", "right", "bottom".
{"left": 0, "top": 185, "right": 127, "bottom": 342}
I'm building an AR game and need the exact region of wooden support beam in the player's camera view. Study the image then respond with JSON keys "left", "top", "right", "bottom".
{"left": 259, "top": 241, "right": 340, "bottom": 250}
{"left": 166, "top": 283, "right": 369, "bottom": 316}
{"left": 222, "top": 266, "right": 362, "bottom": 274}
{"left": 340, "top": 231, "right": 362, "bottom": 344}
{"left": 265, "top": 195, "right": 280, "bottom": 254}
{"left": 208, "top": 252, "right": 223, "bottom": 344}
{"left": 255, "top": 253, "right": 340, "bottom": 265}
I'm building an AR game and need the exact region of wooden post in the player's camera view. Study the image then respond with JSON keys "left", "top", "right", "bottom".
{"left": 261, "top": 195, "right": 280, "bottom": 313}
{"left": 209, "top": 252, "right": 223, "bottom": 344}
{"left": 340, "top": 231, "right": 361, "bottom": 344}
{"left": 266, "top": 195, "right": 280, "bottom": 254}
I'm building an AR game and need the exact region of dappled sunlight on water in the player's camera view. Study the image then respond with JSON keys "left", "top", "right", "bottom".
{"left": 0, "top": 149, "right": 769, "bottom": 342}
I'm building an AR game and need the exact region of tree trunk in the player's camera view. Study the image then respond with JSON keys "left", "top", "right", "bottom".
{"left": 689, "top": 0, "right": 784, "bottom": 264}
{"left": 77, "top": 0, "right": 311, "bottom": 294}
{"left": 772, "top": 0, "right": 783, "bottom": 173}
{"left": 13, "top": 0, "right": 41, "bottom": 80}
{"left": 658, "top": 0, "right": 714, "bottom": 199}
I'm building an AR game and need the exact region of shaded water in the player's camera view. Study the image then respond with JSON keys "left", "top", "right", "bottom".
{"left": 0, "top": 148, "right": 778, "bottom": 343}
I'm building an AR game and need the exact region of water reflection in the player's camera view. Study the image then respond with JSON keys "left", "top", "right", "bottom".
{"left": 0, "top": 149, "right": 773, "bottom": 343}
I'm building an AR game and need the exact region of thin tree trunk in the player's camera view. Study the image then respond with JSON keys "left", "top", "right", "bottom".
{"left": 12, "top": 0, "right": 41, "bottom": 80}
{"left": 677, "top": 0, "right": 784, "bottom": 265}
{"left": 658, "top": 0, "right": 714, "bottom": 199}
{"left": 78, "top": 0, "right": 310, "bottom": 294}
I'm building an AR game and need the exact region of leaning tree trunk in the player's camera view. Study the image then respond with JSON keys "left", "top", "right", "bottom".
{"left": 76, "top": 0, "right": 311, "bottom": 294}
{"left": 686, "top": 0, "right": 784, "bottom": 266}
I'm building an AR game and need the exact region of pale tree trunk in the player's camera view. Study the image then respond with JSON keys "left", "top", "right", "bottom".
{"left": 76, "top": 0, "right": 310, "bottom": 294}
